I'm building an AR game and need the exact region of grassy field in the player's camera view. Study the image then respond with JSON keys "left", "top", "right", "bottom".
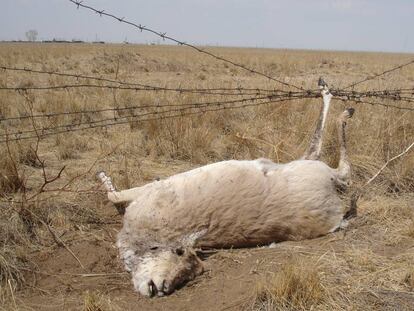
{"left": 0, "top": 43, "right": 413, "bottom": 310}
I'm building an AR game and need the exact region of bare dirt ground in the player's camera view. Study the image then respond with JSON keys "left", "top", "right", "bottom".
{"left": 0, "top": 44, "right": 413, "bottom": 310}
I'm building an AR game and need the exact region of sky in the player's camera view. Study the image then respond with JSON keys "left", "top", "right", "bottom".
{"left": 1, "top": 0, "right": 414, "bottom": 53}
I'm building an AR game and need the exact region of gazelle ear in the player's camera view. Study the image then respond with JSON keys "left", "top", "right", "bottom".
{"left": 181, "top": 229, "right": 208, "bottom": 247}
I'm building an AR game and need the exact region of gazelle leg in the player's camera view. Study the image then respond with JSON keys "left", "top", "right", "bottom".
{"left": 335, "top": 108, "right": 357, "bottom": 219}
{"left": 335, "top": 108, "right": 355, "bottom": 186}
{"left": 303, "top": 77, "right": 332, "bottom": 160}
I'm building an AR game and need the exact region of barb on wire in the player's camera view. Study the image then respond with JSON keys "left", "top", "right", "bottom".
{"left": 0, "top": 95, "right": 312, "bottom": 143}
{"left": 343, "top": 59, "right": 414, "bottom": 90}
{"left": 68, "top": 0, "right": 304, "bottom": 90}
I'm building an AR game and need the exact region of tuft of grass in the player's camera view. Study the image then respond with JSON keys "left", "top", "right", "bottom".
{"left": 84, "top": 291, "right": 105, "bottom": 311}
{"left": 0, "top": 151, "right": 24, "bottom": 195}
{"left": 405, "top": 215, "right": 414, "bottom": 238}
{"left": 0, "top": 142, "right": 41, "bottom": 196}
{"left": 0, "top": 209, "right": 31, "bottom": 308}
{"left": 403, "top": 269, "right": 414, "bottom": 290}
{"left": 251, "top": 258, "right": 326, "bottom": 311}
{"left": 55, "top": 134, "right": 90, "bottom": 160}
{"left": 0, "top": 249, "right": 26, "bottom": 292}
{"left": 83, "top": 290, "right": 120, "bottom": 311}
{"left": 83, "top": 291, "right": 104, "bottom": 311}
{"left": 0, "top": 280, "right": 18, "bottom": 311}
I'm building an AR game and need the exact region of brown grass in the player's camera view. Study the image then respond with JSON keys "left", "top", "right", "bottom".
{"left": 83, "top": 291, "right": 105, "bottom": 311}
{"left": 83, "top": 290, "right": 123, "bottom": 311}
{"left": 0, "top": 146, "right": 24, "bottom": 195}
{"left": 251, "top": 258, "right": 326, "bottom": 310}
{"left": 404, "top": 269, "right": 414, "bottom": 290}
{"left": 0, "top": 43, "right": 413, "bottom": 309}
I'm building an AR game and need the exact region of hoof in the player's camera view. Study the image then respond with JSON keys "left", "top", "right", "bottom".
{"left": 135, "top": 278, "right": 171, "bottom": 297}
{"left": 96, "top": 171, "right": 107, "bottom": 180}
{"left": 346, "top": 108, "right": 355, "bottom": 118}
{"left": 318, "top": 77, "right": 328, "bottom": 87}
{"left": 97, "top": 171, "right": 116, "bottom": 192}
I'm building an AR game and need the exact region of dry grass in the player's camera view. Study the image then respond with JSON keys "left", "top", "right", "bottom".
{"left": 83, "top": 290, "right": 124, "bottom": 311}
{"left": 0, "top": 43, "right": 413, "bottom": 309}
{"left": 0, "top": 207, "right": 31, "bottom": 307}
{"left": 251, "top": 258, "right": 326, "bottom": 310}
{"left": 403, "top": 269, "right": 414, "bottom": 290}
{"left": 0, "top": 146, "right": 25, "bottom": 195}
{"left": 83, "top": 291, "right": 105, "bottom": 311}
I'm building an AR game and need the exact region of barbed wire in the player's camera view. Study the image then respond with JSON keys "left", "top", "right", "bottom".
{"left": 0, "top": 65, "right": 279, "bottom": 96}
{"left": 331, "top": 88, "right": 414, "bottom": 96}
{"left": 0, "top": 87, "right": 412, "bottom": 126}
{"left": 0, "top": 95, "right": 310, "bottom": 143}
{"left": 1, "top": 82, "right": 413, "bottom": 102}
{"left": 68, "top": 0, "right": 304, "bottom": 91}
{"left": 2, "top": 94, "right": 275, "bottom": 128}
{"left": 2, "top": 65, "right": 413, "bottom": 101}
{"left": 1, "top": 93, "right": 313, "bottom": 134}
{"left": 0, "top": 92, "right": 314, "bottom": 123}
{"left": 0, "top": 86, "right": 412, "bottom": 124}
{"left": 336, "top": 97, "right": 414, "bottom": 111}
{"left": 2, "top": 93, "right": 413, "bottom": 144}
{"left": 331, "top": 90, "right": 414, "bottom": 105}
{"left": 342, "top": 59, "right": 414, "bottom": 90}
{"left": 0, "top": 83, "right": 277, "bottom": 96}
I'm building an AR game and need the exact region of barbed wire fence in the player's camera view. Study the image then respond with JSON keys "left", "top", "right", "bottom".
{"left": 0, "top": 0, "right": 413, "bottom": 145}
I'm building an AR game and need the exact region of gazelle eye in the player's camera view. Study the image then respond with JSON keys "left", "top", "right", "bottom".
{"left": 150, "top": 246, "right": 158, "bottom": 250}
{"left": 175, "top": 248, "right": 184, "bottom": 256}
